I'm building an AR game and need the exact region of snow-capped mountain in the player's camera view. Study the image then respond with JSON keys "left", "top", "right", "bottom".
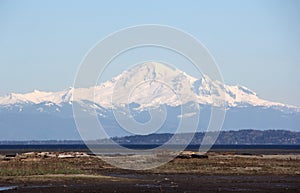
{"left": 0, "top": 62, "right": 298, "bottom": 110}
{"left": 0, "top": 62, "right": 299, "bottom": 140}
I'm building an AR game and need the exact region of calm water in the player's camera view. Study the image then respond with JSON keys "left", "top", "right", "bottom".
{"left": 0, "top": 144, "right": 299, "bottom": 154}
{"left": 0, "top": 186, "right": 17, "bottom": 191}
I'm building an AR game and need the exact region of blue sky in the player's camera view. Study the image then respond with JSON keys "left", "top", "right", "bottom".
{"left": 0, "top": 0, "right": 299, "bottom": 106}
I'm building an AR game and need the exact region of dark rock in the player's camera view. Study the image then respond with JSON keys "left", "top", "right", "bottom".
{"left": 191, "top": 154, "right": 208, "bottom": 159}
{"left": 5, "top": 153, "right": 17, "bottom": 158}
{"left": 240, "top": 153, "right": 253, "bottom": 156}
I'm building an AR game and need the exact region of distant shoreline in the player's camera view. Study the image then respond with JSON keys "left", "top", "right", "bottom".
{"left": 1, "top": 129, "right": 299, "bottom": 145}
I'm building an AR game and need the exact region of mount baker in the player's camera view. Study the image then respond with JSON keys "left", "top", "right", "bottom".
{"left": 0, "top": 62, "right": 299, "bottom": 140}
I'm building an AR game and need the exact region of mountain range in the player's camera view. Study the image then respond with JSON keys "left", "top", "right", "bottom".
{"left": 0, "top": 62, "right": 299, "bottom": 140}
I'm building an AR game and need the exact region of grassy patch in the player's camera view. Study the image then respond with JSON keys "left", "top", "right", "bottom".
{"left": 0, "top": 159, "right": 84, "bottom": 176}
{"left": 154, "top": 156, "right": 300, "bottom": 175}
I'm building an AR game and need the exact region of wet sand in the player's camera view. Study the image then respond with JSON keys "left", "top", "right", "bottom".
{"left": 1, "top": 174, "right": 300, "bottom": 193}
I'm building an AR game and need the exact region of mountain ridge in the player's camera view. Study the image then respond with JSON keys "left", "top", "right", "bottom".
{"left": 108, "top": 129, "right": 300, "bottom": 145}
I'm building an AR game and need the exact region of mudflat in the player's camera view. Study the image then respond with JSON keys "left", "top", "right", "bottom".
{"left": 0, "top": 151, "right": 299, "bottom": 193}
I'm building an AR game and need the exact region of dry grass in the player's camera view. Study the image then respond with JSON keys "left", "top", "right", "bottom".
{"left": 154, "top": 155, "right": 300, "bottom": 175}
{"left": 0, "top": 158, "right": 85, "bottom": 176}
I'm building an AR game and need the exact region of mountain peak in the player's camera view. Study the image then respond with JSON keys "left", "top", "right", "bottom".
{"left": 130, "top": 62, "right": 177, "bottom": 72}
{"left": 117, "top": 62, "right": 194, "bottom": 83}
{"left": 33, "top": 89, "right": 42, "bottom": 93}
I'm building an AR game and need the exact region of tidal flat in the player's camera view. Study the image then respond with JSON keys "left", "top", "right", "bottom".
{"left": 0, "top": 151, "right": 299, "bottom": 193}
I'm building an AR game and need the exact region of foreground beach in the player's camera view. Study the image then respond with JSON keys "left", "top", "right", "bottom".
{"left": 0, "top": 151, "right": 299, "bottom": 193}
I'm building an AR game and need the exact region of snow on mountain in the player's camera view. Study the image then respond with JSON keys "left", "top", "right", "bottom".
{"left": 0, "top": 62, "right": 298, "bottom": 111}
{"left": 0, "top": 62, "right": 299, "bottom": 140}
{"left": 0, "top": 88, "right": 73, "bottom": 106}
